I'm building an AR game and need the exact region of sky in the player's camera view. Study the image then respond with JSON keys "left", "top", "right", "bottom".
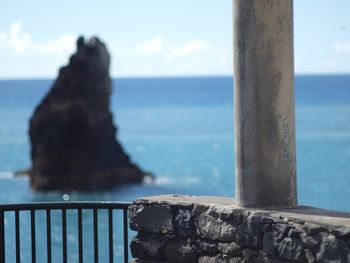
{"left": 1, "top": 0, "right": 350, "bottom": 78}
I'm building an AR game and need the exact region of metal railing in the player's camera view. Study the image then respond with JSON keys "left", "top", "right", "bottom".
{"left": 0, "top": 202, "right": 131, "bottom": 263}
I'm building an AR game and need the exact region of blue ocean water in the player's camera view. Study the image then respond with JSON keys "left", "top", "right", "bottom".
{"left": 0, "top": 76, "right": 350, "bottom": 210}
{"left": 0, "top": 75, "right": 350, "bottom": 261}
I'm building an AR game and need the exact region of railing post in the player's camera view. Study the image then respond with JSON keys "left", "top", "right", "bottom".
{"left": 123, "top": 209, "right": 128, "bottom": 263}
{"left": 15, "top": 210, "right": 20, "bottom": 263}
{"left": 31, "top": 209, "right": 36, "bottom": 263}
{"left": 46, "top": 209, "right": 52, "bottom": 263}
{"left": 0, "top": 210, "right": 5, "bottom": 262}
{"left": 233, "top": 0, "right": 297, "bottom": 207}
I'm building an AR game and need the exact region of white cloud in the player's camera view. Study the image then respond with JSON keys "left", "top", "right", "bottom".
{"left": 0, "top": 21, "right": 75, "bottom": 56}
{"left": 113, "top": 36, "right": 231, "bottom": 77}
{"left": 0, "top": 27, "right": 232, "bottom": 77}
{"left": 333, "top": 41, "right": 350, "bottom": 53}
{"left": 30, "top": 35, "right": 75, "bottom": 55}
{"left": 0, "top": 22, "right": 77, "bottom": 77}
{"left": 133, "top": 36, "right": 210, "bottom": 59}
{"left": 8, "top": 22, "right": 31, "bottom": 54}
{"left": 168, "top": 40, "right": 210, "bottom": 58}
{"left": 133, "top": 36, "right": 164, "bottom": 55}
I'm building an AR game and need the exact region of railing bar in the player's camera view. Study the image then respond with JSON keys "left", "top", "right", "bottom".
{"left": 93, "top": 209, "right": 98, "bottom": 263}
{"left": 0, "top": 202, "right": 132, "bottom": 211}
{"left": 31, "top": 210, "right": 36, "bottom": 263}
{"left": 78, "top": 208, "right": 83, "bottom": 263}
{"left": 15, "top": 210, "right": 20, "bottom": 263}
{"left": 46, "top": 209, "right": 52, "bottom": 263}
{"left": 108, "top": 208, "right": 113, "bottom": 263}
{"left": 0, "top": 203, "right": 131, "bottom": 263}
{"left": 123, "top": 209, "right": 128, "bottom": 263}
{"left": 62, "top": 208, "right": 67, "bottom": 263}
{"left": 0, "top": 210, "right": 5, "bottom": 262}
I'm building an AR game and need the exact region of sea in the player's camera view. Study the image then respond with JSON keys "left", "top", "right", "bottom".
{"left": 0, "top": 75, "right": 349, "bottom": 261}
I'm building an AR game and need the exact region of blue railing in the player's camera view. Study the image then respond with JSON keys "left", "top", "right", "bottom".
{"left": 0, "top": 202, "right": 131, "bottom": 263}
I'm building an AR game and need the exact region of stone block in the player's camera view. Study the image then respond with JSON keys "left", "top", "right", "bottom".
{"left": 198, "top": 254, "right": 244, "bottom": 263}
{"left": 129, "top": 204, "right": 174, "bottom": 234}
{"left": 304, "top": 249, "right": 316, "bottom": 263}
{"left": 175, "top": 206, "right": 195, "bottom": 237}
{"left": 218, "top": 242, "right": 242, "bottom": 257}
{"left": 255, "top": 251, "right": 283, "bottom": 263}
{"left": 277, "top": 237, "right": 305, "bottom": 261}
{"left": 316, "top": 234, "right": 350, "bottom": 263}
{"left": 130, "top": 234, "right": 168, "bottom": 261}
{"left": 193, "top": 239, "right": 219, "bottom": 255}
{"left": 195, "top": 212, "right": 236, "bottom": 242}
{"left": 236, "top": 223, "right": 262, "bottom": 249}
{"left": 164, "top": 238, "right": 197, "bottom": 263}
{"left": 242, "top": 248, "right": 258, "bottom": 262}
{"left": 262, "top": 232, "right": 275, "bottom": 256}
{"left": 273, "top": 224, "right": 291, "bottom": 243}
{"left": 128, "top": 196, "right": 350, "bottom": 263}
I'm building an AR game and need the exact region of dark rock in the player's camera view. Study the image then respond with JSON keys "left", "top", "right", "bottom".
{"left": 195, "top": 211, "right": 236, "bottom": 242}
{"left": 304, "top": 249, "right": 316, "bottom": 263}
{"left": 175, "top": 205, "right": 195, "bottom": 237}
{"left": 218, "top": 242, "right": 242, "bottom": 257}
{"left": 131, "top": 260, "right": 168, "bottom": 263}
{"left": 221, "top": 254, "right": 244, "bottom": 263}
{"left": 288, "top": 228, "right": 303, "bottom": 239}
{"left": 248, "top": 214, "right": 274, "bottom": 232}
{"left": 262, "top": 232, "right": 275, "bottom": 256}
{"left": 273, "top": 224, "right": 291, "bottom": 243}
{"left": 299, "top": 233, "right": 320, "bottom": 250}
{"left": 192, "top": 204, "right": 210, "bottom": 217}
{"left": 254, "top": 256, "right": 282, "bottom": 263}
{"left": 345, "top": 236, "right": 350, "bottom": 249}
{"left": 331, "top": 226, "right": 350, "bottom": 237}
{"left": 130, "top": 234, "right": 168, "bottom": 261}
{"left": 236, "top": 216, "right": 263, "bottom": 249}
{"left": 193, "top": 239, "right": 219, "bottom": 255}
{"left": 311, "top": 231, "right": 328, "bottom": 245}
{"left": 198, "top": 254, "right": 244, "bottom": 263}
{"left": 129, "top": 204, "right": 174, "bottom": 234}
{"left": 277, "top": 237, "right": 305, "bottom": 261}
{"left": 29, "top": 36, "right": 148, "bottom": 190}
{"left": 304, "top": 223, "right": 326, "bottom": 235}
{"left": 198, "top": 255, "right": 217, "bottom": 263}
{"left": 300, "top": 233, "right": 320, "bottom": 249}
{"left": 316, "top": 234, "right": 350, "bottom": 262}
{"left": 242, "top": 248, "right": 258, "bottom": 262}
{"left": 164, "top": 238, "right": 197, "bottom": 263}
{"left": 255, "top": 251, "right": 282, "bottom": 263}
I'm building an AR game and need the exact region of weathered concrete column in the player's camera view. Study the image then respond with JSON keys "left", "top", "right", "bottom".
{"left": 233, "top": 0, "right": 297, "bottom": 207}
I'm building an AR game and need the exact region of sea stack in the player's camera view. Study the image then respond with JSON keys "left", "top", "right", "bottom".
{"left": 29, "top": 36, "right": 148, "bottom": 190}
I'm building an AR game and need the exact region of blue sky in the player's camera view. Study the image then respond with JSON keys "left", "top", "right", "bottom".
{"left": 1, "top": 0, "right": 350, "bottom": 78}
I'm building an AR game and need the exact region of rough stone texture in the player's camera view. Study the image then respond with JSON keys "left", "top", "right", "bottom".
{"left": 233, "top": 0, "right": 297, "bottom": 207}
{"left": 130, "top": 234, "right": 168, "bottom": 261}
{"left": 129, "top": 195, "right": 350, "bottom": 263}
{"left": 218, "top": 242, "right": 242, "bottom": 257}
{"left": 315, "top": 234, "right": 350, "bottom": 262}
{"left": 277, "top": 237, "right": 305, "bottom": 261}
{"left": 164, "top": 238, "right": 197, "bottom": 263}
{"left": 29, "top": 36, "right": 148, "bottom": 190}
{"left": 130, "top": 204, "right": 174, "bottom": 234}
{"left": 195, "top": 211, "right": 236, "bottom": 242}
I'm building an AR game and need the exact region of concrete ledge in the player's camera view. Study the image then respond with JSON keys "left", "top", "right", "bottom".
{"left": 129, "top": 195, "right": 350, "bottom": 263}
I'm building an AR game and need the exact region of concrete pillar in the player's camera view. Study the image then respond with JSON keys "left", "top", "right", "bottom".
{"left": 233, "top": 0, "right": 297, "bottom": 207}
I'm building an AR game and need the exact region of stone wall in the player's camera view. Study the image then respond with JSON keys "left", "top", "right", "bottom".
{"left": 129, "top": 195, "right": 350, "bottom": 263}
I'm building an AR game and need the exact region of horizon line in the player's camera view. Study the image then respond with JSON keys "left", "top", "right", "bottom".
{"left": 1, "top": 72, "right": 350, "bottom": 81}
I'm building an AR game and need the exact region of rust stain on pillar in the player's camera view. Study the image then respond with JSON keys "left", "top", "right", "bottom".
{"left": 233, "top": 0, "right": 297, "bottom": 207}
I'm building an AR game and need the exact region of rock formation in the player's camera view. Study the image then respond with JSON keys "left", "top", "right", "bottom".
{"left": 29, "top": 36, "right": 148, "bottom": 190}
